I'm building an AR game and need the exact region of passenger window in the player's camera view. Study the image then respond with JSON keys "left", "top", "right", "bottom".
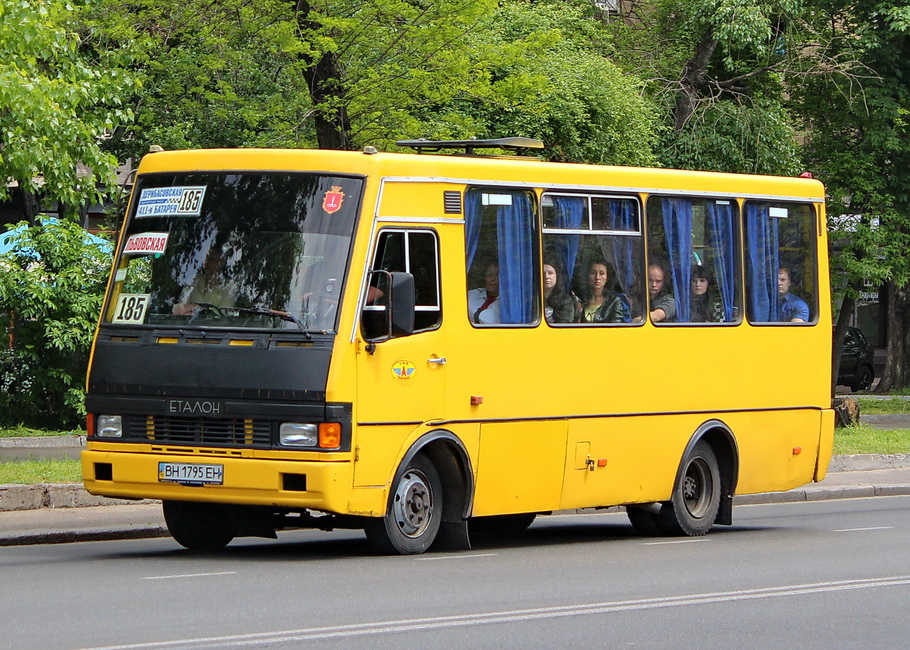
{"left": 646, "top": 197, "right": 741, "bottom": 324}
{"left": 362, "top": 229, "right": 441, "bottom": 339}
{"left": 744, "top": 202, "right": 817, "bottom": 324}
{"left": 541, "top": 193, "right": 643, "bottom": 325}
{"left": 464, "top": 188, "right": 539, "bottom": 326}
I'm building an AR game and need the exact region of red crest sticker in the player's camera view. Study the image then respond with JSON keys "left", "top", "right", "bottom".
{"left": 322, "top": 186, "right": 345, "bottom": 214}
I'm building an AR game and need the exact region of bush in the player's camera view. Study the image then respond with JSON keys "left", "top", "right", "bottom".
{"left": 0, "top": 219, "right": 111, "bottom": 428}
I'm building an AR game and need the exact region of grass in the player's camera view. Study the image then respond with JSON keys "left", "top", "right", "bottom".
{"left": 833, "top": 425, "right": 910, "bottom": 455}
{"left": 0, "top": 458, "right": 82, "bottom": 484}
{"left": 0, "top": 425, "right": 82, "bottom": 438}
{"left": 855, "top": 397, "right": 910, "bottom": 414}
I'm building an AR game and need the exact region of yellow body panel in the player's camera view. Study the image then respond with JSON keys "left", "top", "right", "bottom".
{"left": 85, "top": 146, "right": 834, "bottom": 522}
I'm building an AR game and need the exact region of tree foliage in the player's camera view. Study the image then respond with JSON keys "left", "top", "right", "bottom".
{"left": 0, "top": 0, "right": 132, "bottom": 213}
{"left": 0, "top": 221, "right": 111, "bottom": 428}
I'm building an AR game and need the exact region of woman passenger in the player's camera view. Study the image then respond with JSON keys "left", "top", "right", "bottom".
{"left": 543, "top": 259, "right": 576, "bottom": 324}
{"left": 579, "top": 260, "right": 630, "bottom": 323}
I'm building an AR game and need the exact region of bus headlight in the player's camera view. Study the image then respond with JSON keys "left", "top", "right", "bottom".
{"left": 280, "top": 423, "right": 318, "bottom": 447}
{"left": 97, "top": 415, "right": 123, "bottom": 438}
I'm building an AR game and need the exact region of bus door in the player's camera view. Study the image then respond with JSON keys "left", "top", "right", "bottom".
{"left": 356, "top": 228, "right": 446, "bottom": 424}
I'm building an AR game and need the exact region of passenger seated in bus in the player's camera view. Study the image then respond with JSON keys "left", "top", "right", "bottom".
{"left": 543, "top": 259, "right": 576, "bottom": 324}
{"left": 172, "top": 248, "right": 236, "bottom": 315}
{"left": 778, "top": 267, "right": 809, "bottom": 322}
{"left": 690, "top": 265, "right": 722, "bottom": 323}
{"left": 579, "top": 260, "right": 630, "bottom": 323}
{"left": 468, "top": 260, "right": 500, "bottom": 324}
{"left": 648, "top": 262, "right": 676, "bottom": 323}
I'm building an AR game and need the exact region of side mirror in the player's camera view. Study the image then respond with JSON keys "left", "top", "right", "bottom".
{"left": 361, "top": 270, "right": 415, "bottom": 342}
{"left": 389, "top": 271, "right": 416, "bottom": 337}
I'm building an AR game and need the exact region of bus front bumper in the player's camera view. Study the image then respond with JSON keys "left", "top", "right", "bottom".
{"left": 81, "top": 448, "right": 357, "bottom": 513}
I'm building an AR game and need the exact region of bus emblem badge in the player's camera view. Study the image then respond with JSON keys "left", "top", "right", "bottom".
{"left": 322, "top": 186, "right": 345, "bottom": 214}
{"left": 391, "top": 360, "right": 416, "bottom": 381}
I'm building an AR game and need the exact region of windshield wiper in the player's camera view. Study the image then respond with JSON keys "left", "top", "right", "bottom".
{"left": 228, "top": 307, "right": 312, "bottom": 339}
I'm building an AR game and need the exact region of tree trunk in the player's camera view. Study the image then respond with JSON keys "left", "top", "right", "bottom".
{"left": 674, "top": 31, "right": 718, "bottom": 131}
{"left": 22, "top": 190, "right": 41, "bottom": 226}
{"left": 294, "top": 0, "right": 353, "bottom": 151}
{"left": 876, "top": 280, "right": 910, "bottom": 392}
{"left": 832, "top": 292, "right": 856, "bottom": 398}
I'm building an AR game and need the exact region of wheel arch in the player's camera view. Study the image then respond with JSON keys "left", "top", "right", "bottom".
{"left": 394, "top": 429, "right": 474, "bottom": 523}
{"left": 677, "top": 420, "right": 739, "bottom": 526}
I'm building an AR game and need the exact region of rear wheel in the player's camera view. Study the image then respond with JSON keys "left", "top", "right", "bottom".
{"left": 162, "top": 500, "right": 237, "bottom": 551}
{"left": 658, "top": 441, "right": 721, "bottom": 536}
{"left": 365, "top": 454, "right": 442, "bottom": 554}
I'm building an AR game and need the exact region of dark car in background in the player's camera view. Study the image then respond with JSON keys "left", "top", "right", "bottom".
{"left": 837, "top": 326, "right": 876, "bottom": 392}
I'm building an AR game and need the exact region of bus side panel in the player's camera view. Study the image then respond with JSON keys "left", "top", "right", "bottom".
{"left": 815, "top": 408, "right": 835, "bottom": 482}
{"left": 560, "top": 415, "right": 688, "bottom": 510}
{"left": 732, "top": 409, "right": 823, "bottom": 494}
{"left": 471, "top": 420, "right": 567, "bottom": 516}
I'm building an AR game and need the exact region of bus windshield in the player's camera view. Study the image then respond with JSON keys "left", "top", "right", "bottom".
{"left": 105, "top": 172, "right": 362, "bottom": 333}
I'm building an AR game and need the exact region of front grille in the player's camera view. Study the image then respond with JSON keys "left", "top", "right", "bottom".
{"left": 125, "top": 415, "right": 272, "bottom": 447}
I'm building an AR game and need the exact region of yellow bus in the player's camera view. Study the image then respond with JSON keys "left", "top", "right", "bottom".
{"left": 82, "top": 138, "right": 834, "bottom": 554}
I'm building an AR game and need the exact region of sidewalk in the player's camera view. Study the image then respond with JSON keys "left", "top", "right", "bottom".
{"left": 2, "top": 454, "right": 910, "bottom": 547}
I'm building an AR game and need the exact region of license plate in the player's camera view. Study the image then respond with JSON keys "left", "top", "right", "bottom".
{"left": 158, "top": 462, "right": 224, "bottom": 485}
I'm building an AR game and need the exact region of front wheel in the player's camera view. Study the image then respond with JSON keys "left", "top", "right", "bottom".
{"left": 365, "top": 454, "right": 442, "bottom": 554}
{"left": 163, "top": 500, "right": 237, "bottom": 551}
{"left": 658, "top": 441, "right": 721, "bottom": 536}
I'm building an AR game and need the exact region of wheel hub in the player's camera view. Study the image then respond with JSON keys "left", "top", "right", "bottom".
{"left": 683, "top": 458, "right": 712, "bottom": 518}
{"left": 392, "top": 469, "right": 433, "bottom": 538}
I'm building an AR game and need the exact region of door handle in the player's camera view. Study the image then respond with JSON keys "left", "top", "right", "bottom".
{"left": 427, "top": 357, "right": 447, "bottom": 366}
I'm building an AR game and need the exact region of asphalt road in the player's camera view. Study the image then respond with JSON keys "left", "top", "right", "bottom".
{"left": 1, "top": 496, "right": 909, "bottom": 649}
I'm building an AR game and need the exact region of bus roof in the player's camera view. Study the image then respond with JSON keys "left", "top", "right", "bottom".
{"left": 135, "top": 147, "right": 826, "bottom": 202}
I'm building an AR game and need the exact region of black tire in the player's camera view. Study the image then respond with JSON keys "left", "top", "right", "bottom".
{"left": 365, "top": 454, "right": 442, "bottom": 554}
{"left": 162, "top": 500, "right": 237, "bottom": 551}
{"left": 469, "top": 513, "right": 537, "bottom": 538}
{"left": 626, "top": 506, "right": 663, "bottom": 536}
{"left": 852, "top": 365, "right": 874, "bottom": 392}
{"left": 658, "top": 441, "right": 721, "bottom": 536}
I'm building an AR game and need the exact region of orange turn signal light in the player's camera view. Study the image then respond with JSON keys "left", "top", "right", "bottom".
{"left": 792, "top": 447, "right": 802, "bottom": 455}
{"left": 319, "top": 422, "right": 342, "bottom": 448}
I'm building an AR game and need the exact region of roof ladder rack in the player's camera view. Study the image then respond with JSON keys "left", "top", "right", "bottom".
{"left": 395, "top": 137, "right": 545, "bottom": 157}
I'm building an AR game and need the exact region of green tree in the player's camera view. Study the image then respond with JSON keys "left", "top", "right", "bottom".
{"left": 0, "top": 220, "right": 111, "bottom": 428}
{"left": 605, "top": 0, "right": 827, "bottom": 174}
{"left": 0, "top": 0, "right": 133, "bottom": 221}
{"left": 447, "top": 0, "right": 661, "bottom": 166}
{"left": 795, "top": 0, "right": 910, "bottom": 391}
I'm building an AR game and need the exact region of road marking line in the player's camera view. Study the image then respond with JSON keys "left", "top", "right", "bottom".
{"left": 832, "top": 526, "right": 893, "bottom": 532}
{"left": 416, "top": 553, "right": 497, "bottom": 561}
{"left": 642, "top": 539, "right": 709, "bottom": 545}
{"left": 143, "top": 571, "right": 236, "bottom": 580}
{"left": 81, "top": 575, "right": 910, "bottom": 649}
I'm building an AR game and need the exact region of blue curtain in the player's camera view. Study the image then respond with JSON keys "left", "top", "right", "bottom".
{"left": 607, "top": 200, "right": 637, "bottom": 296}
{"left": 464, "top": 190, "right": 484, "bottom": 271}
{"left": 497, "top": 192, "right": 535, "bottom": 323}
{"left": 661, "top": 198, "right": 693, "bottom": 322}
{"left": 745, "top": 203, "right": 779, "bottom": 321}
{"left": 706, "top": 201, "right": 736, "bottom": 322}
{"left": 551, "top": 196, "right": 585, "bottom": 294}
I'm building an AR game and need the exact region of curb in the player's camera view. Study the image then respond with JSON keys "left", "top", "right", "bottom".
{"left": 0, "top": 435, "right": 85, "bottom": 448}
{"left": 0, "top": 483, "right": 150, "bottom": 511}
{"left": 734, "top": 484, "right": 910, "bottom": 505}
{"left": 0, "top": 526, "right": 169, "bottom": 547}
